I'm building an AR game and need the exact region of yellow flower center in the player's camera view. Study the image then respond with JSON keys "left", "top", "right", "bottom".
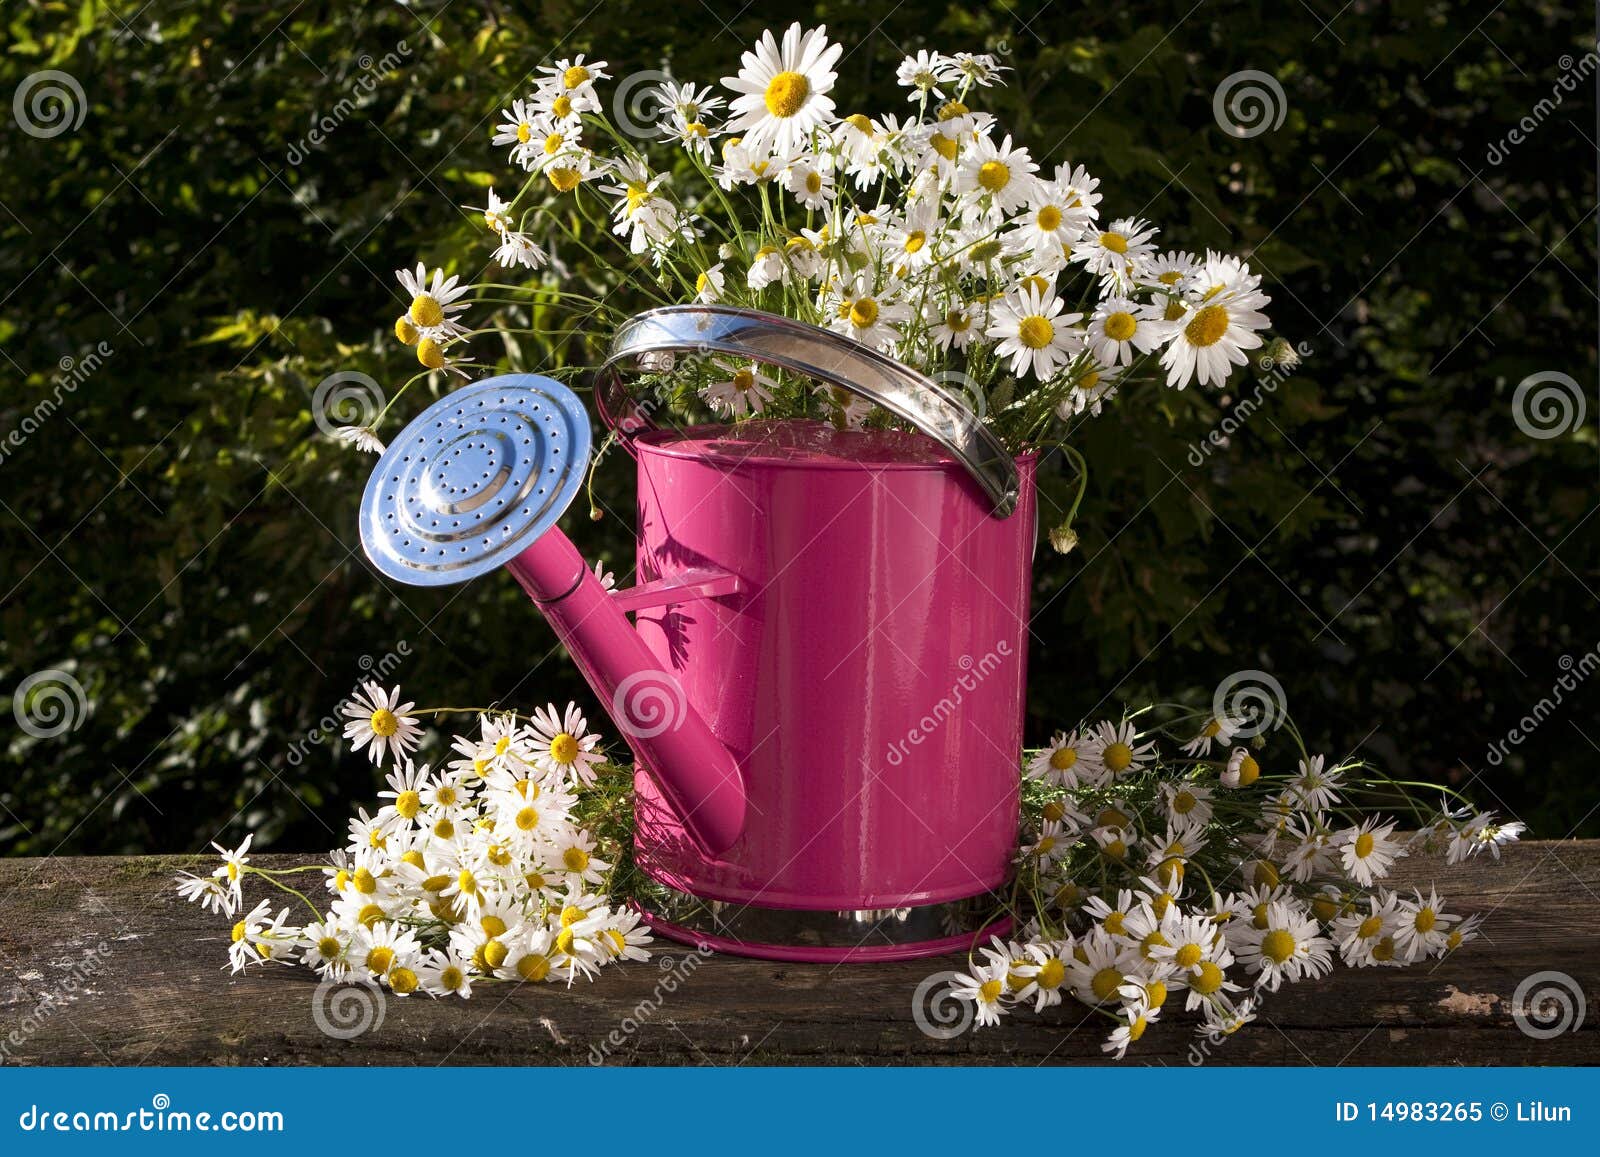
{"left": 977, "top": 978, "right": 1003, "bottom": 1003}
{"left": 417, "top": 338, "right": 446, "bottom": 369}
{"left": 515, "top": 806, "right": 540, "bottom": 832}
{"left": 1163, "top": 299, "right": 1188, "bottom": 322}
{"left": 843, "top": 113, "right": 873, "bottom": 133}
{"left": 1090, "top": 967, "right": 1124, "bottom": 1002}
{"left": 1140, "top": 930, "right": 1169, "bottom": 960}
{"left": 366, "top": 945, "right": 395, "bottom": 974}
{"left": 230, "top": 920, "right": 247, "bottom": 943}
{"left": 805, "top": 171, "right": 823, "bottom": 194}
{"left": 368, "top": 707, "right": 402, "bottom": 738}
{"left": 356, "top": 903, "right": 385, "bottom": 927}
{"left": 1103, "top": 311, "right": 1137, "bottom": 342}
{"left": 456, "top": 870, "right": 477, "bottom": 896}
{"left": 547, "top": 167, "right": 582, "bottom": 193}
{"left": 432, "top": 817, "right": 455, "bottom": 840}
{"left": 543, "top": 132, "right": 565, "bottom": 156}
{"left": 684, "top": 121, "right": 708, "bottom": 137}
{"left": 930, "top": 132, "right": 958, "bottom": 160}
{"left": 407, "top": 296, "right": 443, "bottom": 331}
{"left": 902, "top": 230, "right": 926, "bottom": 253}
{"left": 562, "top": 847, "right": 590, "bottom": 872}
{"left": 937, "top": 100, "right": 968, "bottom": 120}
{"left": 1102, "top": 911, "right": 1126, "bottom": 936}
{"left": 1184, "top": 305, "right": 1230, "bottom": 347}
{"left": 763, "top": 71, "right": 810, "bottom": 118}
{"left": 1357, "top": 914, "right": 1383, "bottom": 940}
{"left": 1146, "top": 979, "right": 1168, "bottom": 1008}
{"left": 1127, "top": 1015, "right": 1148, "bottom": 1041}
{"left": 516, "top": 122, "right": 531, "bottom": 144}
{"left": 1076, "top": 371, "right": 1101, "bottom": 392}
{"left": 482, "top": 938, "right": 508, "bottom": 969}
{"left": 848, "top": 298, "right": 880, "bottom": 329}
{"left": 977, "top": 160, "right": 1010, "bottom": 192}
{"left": 1017, "top": 315, "right": 1054, "bottom": 350}
{"left": 1020, "top": 274, "right": 1049, "bottom": 296}
{"left": 1253, "top": 860, "right": 1280, "bottom": 887}
{"left": 1038, "top": 959, "right": 1066, "bottom": 989}
{"left": 1191, "top": 961, "right": 1225, "bottom": 995}
{"left": 480, "top": 914, "right": 507, "bottom": 938}
{"left": 1172, "top": 790, "right": 1196, "bottom": 814}
{"left": 1175, "top": 943, "right": 1203, "bottom": 969}
{"left": 393, "top": 315, "right": 419, "bottom": 345}
{"left": 353, "top": 868, "right": 377, "bottom": 895}
{"left": 1102, "top": 838, "right": 1126, "bottom": 860}
{"left": 395, "top": 790, "right": 421, "bottom": 820}
{"left": 549, "top": 732, "right": 579, "bottom": 764}
{"left": 388, "top": 966, "right": 418, "bottom": 995}
{"left": 517, "top": 953, "right": 551, "bottom": 982}
{"left": 1236, "top": 755, "right": 1260, "bottom": 786}
{"left": 1260, "top": 929, "right": 1297, "bottom": 964}
{"left": 1372, "top": 936, "right": 1396, "bottom": 962}
{"left": 317, "top": 936, "right": 341, "bottom": 959}
{"left": 1098, "top": 807, "right": 1129, "bottom": 829}
{"left": 1159, "top": 269, "right": 1184, "bottom": 285}
{"left": 1036, "top": 205, "right": 1063, "bottom": 232}
{"left": 1099, "top": 231, "right": 1128, "bottom": 254}
{"left": 551, "top": 94, "right": 573, "bottom": 118}
{"left": 1354, "top": 832, "right": 1376, "bottom": 859}
{"left": 439, "top": 965, "right": 465, "bottom": 991}
{"left": 1414, "top": 907, "right": 1437, "bottom": 933}
{"left": 1152, "top": 892, "right": 1173, "bottom": 919}
{"left": 1049, "top": 746, "right": 1077, "bottom": 771}
{"left": 562, "top": 65, "right": 590, "bottom": 90}
{"left": 1102, "top": 741, "right": 1133, "bottom": 773}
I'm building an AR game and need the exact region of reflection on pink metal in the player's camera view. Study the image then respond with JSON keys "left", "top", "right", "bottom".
{"left": 619, "top": 421, "right": 1036, "bottom": 949}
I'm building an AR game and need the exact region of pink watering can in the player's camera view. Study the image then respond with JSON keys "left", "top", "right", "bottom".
{"left": 360, "top": 306, "right": 1037, "bottom": 961}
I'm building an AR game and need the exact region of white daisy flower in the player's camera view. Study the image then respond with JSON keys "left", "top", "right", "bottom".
{"left": 395, "top": 263, "right": 471, "bottom": 340}
{"left": 929, "top": 301, "right": 978, "bottom": 350}
{"left": 1086, "top": 718, "right": 1157, "bottom": 781}
{"left": 1143, "top": 248, "right": 1199, "bottom": 292}
{"left": 986, "top": 283, "right": 1082, "bottom": 380}
{"left": 950, "top": 956, "right": 1010, "bottom": 1027}
{"left": 1158, "top": 780, "right": 1215, "bottom": 827}
{"left": 550, "top": 825, "right": 611, "bottom": 885}
{"left": 1068, "top": 927, "right": 1139, "bottom": 1004}
{"left": 299, "top": 916, "right": 354, "bottom": 979}
{"left": 1179, "top": 713, "right": 1243, "bottom": 757}
{"left": 1071, "top": 215, "right": 1158, "bottom": 288}
{"left": 1158, "top": 277, "right": 1271, "bottom": 389}
{"left": 781, "top": 155, "right": 835, "bottom": 210}
{"left": 703, "top": 359, "right": 777, "bottom": 417}
{"left": 1231, "top": 899, "right": 1333, "bottom": 991}
{"left": 1334, "top": 817, "right": 1406, "bottom": 886}
{"left": 491, "top": 98, "right": 541, "bottom": 168}
{"left": 895, "top": 50, "right": 959, "bottom": 101}
{"left": 493, "top": 230, "right": 547, "bottom": 271}
{"left": 954, "top": 132, "right": 1038, "bottom": 216}
{"left": 1026, "top": 729, "right": 1093, "bottom": 790}
{"left": 1054, "top": 361, "right": 1125, "bottom": 419}
{"left": 176, "top": 871, "right": 235, "bottom": 917}
{"left": 951, "top": 52, "right": 1009, "bottom": 88}
{"left": 826, "top": 273, "right": 912, "bottom": 350}
{"left": 598, "top": 907, "right": 653, "bottom": 963}
{"left": 1331, "top": 889, "right": 1403, "bottom": 967}
{"left": 1394, "top": 885, "right": 1457, "bottom": 962}
{"left": 226, "top": 899, "right": 276, "bottom": 974}
{"left": 695, "top": 262, "right": 727, "bottom": 303}
{"left": 722, "top": 22, "right": 842, "bottom": 159}
{"left": 416, "top": 947, "right": 475, "bottom": 997}
{"left": 1287, "top": 754, "right": 1343, "bottom": 811}
{"left": 1086, "top": 296, "right": 1164, "bottom": 367}
{"left": 333, "top": 425, "right": 385, "bottom": 454}
{"left": 533, "top": 55, "right": 610, "bottom": 117}
{"left": 1221, "top": 746, "right": 1261, "bottom": 788}
{"left": 209, "top": 833, "right": 253, "bottom": 904}
{"left": 341, "top": 681, "right": 422, "bottom": 768}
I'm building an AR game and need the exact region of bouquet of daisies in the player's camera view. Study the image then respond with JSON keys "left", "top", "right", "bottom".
{"left": 357, "top": 22, "right": 1288, "bottom": 539}
{"left": 944, "top": 705, "right": 1523, "bottom": 1057}
{"left": 176, "top": 683, "right": 651, "bottom": 997}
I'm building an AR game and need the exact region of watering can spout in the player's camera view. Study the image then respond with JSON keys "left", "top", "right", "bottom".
{"left": 356, "top": 374, "right": 746, "bottom": 857}
{"left": 505, "top": 528, "right": 747, "bottom": 855}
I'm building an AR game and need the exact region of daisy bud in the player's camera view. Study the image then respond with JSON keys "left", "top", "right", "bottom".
{"left": 1049, "top": 523, "right": 1079, "bottom": 555}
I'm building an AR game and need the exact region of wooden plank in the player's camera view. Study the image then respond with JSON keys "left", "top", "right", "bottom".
{"left": 1, "top": 843, "right": 1596, "bottom": 1066}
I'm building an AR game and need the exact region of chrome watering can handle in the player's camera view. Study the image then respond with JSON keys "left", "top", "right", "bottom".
{"left": 596, "top": 305, "right": 1022, "bottom": 518}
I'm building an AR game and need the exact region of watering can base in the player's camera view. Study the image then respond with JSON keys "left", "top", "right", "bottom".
{"left": 634, "top": 883, "right": 1013, "bottom": 963}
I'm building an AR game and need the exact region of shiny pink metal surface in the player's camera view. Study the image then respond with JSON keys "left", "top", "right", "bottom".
{"left": 636, "top": 907, "right": 1017, "bottom": 964}
{"left": 625, "top": 420, "right": 1037, "bottom": 913}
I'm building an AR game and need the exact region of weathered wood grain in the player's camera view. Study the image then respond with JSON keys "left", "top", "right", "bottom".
{"left": 1, "top": 843, "right": 1596, "bottom": 1066}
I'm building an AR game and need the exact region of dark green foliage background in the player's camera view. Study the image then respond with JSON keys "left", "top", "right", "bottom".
{"left": 1, "top": 0, "right": 1594, "bottom": 854}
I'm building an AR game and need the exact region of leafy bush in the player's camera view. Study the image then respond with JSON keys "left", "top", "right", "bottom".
{"left": 1, "top": 0, "right": 1593, "bottom": 855}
